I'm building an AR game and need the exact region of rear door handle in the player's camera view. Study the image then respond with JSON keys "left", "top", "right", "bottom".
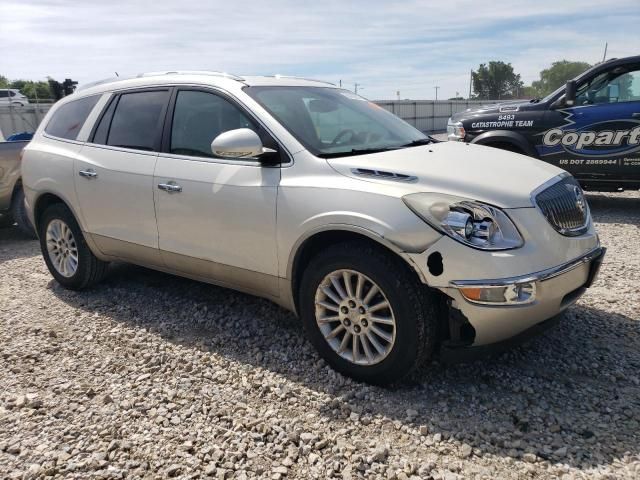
{"left": 79, "top": 168, "right": 97, "bottom": 178}
{"left": 158, "top": 182, "right": 182, "bottom": 193}
{"left": 632, "top": 113, "right": 640, "bottom": 119}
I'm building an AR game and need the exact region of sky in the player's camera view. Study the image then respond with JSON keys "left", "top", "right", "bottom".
{"left": 1, "top": 0, "right": 639, "bottom": 100}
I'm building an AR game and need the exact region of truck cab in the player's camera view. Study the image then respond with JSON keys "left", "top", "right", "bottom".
{"left": 448, "top": 55, "right": 640, "bottom": 191}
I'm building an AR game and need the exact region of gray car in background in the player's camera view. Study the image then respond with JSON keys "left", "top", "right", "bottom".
{"left": 0, "top": 140, "right": 36, "bottom": 236}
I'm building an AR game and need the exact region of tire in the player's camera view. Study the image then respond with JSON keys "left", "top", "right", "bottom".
{"left": 38, "top": 203, "right": 108, "bottom": 290}
{"left": 489, "top": 142, "right": 524, "bottom": 154}
{"left": 299, "top": 241, "right": 439, "bottom": 385}
{"left": 11, "top": 186, "right": 37, "bottom": 238}
{"left": 0, "top": 212, "right": 15, "bottom": 228}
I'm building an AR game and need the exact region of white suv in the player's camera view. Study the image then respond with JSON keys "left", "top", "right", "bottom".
{"left": 0, "top": 89, "right": 29, "bottom": 106}
{"left": 22, "top": 71, "right": 604, "bottom": 384}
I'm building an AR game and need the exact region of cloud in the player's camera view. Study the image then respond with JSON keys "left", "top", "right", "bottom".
{"left": 1, "top": 0, "right": 638, "bottom": 99}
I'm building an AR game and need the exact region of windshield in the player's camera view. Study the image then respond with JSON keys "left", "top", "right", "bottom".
{"left": 244, "top": 86, "right": 429, "bottom": 157}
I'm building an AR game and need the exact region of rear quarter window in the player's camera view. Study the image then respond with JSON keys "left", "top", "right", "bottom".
{"left": 45, "top": 95, "right": 100, "bottom": 140}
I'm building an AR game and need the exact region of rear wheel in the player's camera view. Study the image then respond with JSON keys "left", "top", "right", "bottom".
{"left": 39, "top": 203, "right": 108, "bottom": 289}
{"left": 299, "top": 242, "right": 439, "bottom": 385}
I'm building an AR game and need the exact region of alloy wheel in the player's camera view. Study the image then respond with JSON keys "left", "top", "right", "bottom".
{"left": 45, "top": 219, "right": 78, "bottom": 278}
{"left": 314, "top": 269, "right": 396, "bottom": 365}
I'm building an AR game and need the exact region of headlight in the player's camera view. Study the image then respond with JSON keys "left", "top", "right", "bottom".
{"left": 402, "top": 193, "right": 524, "bottom": 250}
{"left": 447, "top": 119, "right": 465, "bottom": 141}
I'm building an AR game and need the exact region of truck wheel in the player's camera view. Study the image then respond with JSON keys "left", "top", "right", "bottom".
{"left": 299, "top": 242, "right": 438, "bottom": 385}
{"left": 38, "top": 203, "right": 108, "bottom": 290}
{"left": 11, "top": 186, "right": 37, "bottom": 238}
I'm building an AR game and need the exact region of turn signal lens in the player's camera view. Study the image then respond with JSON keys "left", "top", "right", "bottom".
{"left": 458, "top": 282, "right": 536, "bottom": 305}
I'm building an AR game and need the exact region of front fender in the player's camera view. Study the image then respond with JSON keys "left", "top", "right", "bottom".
{"left": 277, "top": 187, "right": 443, "bottom": 279}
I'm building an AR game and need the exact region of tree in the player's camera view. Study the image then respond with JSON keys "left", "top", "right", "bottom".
{"left": 9, "top": 79, "right": 53, "bottom": 100}
{"left": 471, "top": 61, "right": 523, "bottom": 100}
{"left": 530, "top": 60, "right": 591, "bottom": 97}
{"left": 1, "top": 75, "right": 55, "bottom": 99}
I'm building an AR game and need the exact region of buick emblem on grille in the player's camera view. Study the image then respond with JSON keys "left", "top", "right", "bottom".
{"left": 535, "top": 176, "right": 589, "bottom": 237}
{"left": 572, "top": 185, "right": 586, "bottom": 214}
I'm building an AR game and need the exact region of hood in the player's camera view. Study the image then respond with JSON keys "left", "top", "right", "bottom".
{"left": 326, "top": 141, "right": 564, "bottom": 208}
{"left": 450, "top": 99, "right": 541, "bottom": 121}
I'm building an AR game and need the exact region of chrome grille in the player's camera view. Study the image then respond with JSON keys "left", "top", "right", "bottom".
{"left": 534, "top": 176, "right": 589, "bottom": 236}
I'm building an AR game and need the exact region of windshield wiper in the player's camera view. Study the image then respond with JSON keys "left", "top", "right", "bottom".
{"left": 318, "top": 147, "right": 402, "bottom": 158}
{"left": 399, "top": 137, "right": 435, "bottom": 147}
{"left": 530, "top": 97, "right": 542, "bottom": 103}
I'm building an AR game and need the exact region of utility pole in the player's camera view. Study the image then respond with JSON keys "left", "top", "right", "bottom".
{"left": 339, "top": 79, "right": 342, "bottom": 88}
{"left": 602, "top": 42, "right": 608, "bottom": 62}
{"left": 468, "top": 69, "right": 473, "bottom": 99}
{"left": 354, "top": 83, "right": 362, "bottom": 95}
{"left": 434, "top": 86, "right": 440, "bottom": 101}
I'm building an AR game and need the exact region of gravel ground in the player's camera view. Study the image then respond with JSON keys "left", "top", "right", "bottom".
{"left": 1, "top": 191, "right": 639, "bottom": 480}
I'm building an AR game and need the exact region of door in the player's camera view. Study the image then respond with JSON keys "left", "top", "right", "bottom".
{"left": 154, "top": 88, "right": 280, "bottom": 296}
{"left": 540, "top": 65, "right": 640, "bottom": 184}
{"left": 75, "top": 89, "right": 171, "bottom": 263}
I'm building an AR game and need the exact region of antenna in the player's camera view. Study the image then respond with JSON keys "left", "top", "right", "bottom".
{"left": 602, "top": 42, "right": 608, "bottom": 62}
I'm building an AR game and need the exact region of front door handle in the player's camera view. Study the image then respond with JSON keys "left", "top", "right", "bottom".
{"left": 158, "top": 182, "right": 182, "bottom": 193}
{"left": 78, "top": 168, "right": 97, "bottom": 178}
{"left": 632, "top": 113, "right": 640, "bottom": 119}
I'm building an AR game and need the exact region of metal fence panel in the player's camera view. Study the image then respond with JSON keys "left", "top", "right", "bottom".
{"left": 0, "top": 99, "right": 495, "bottom": 140}
{"left": 0, "top": 105, "right": 52, "bottom": 140}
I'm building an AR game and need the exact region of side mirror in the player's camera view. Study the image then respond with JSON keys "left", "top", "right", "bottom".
{"left": 211, "top": 128, "right": 277, "bottom": 160}
{"left": 564, "top": 80, "right": 577, "bottom": 107}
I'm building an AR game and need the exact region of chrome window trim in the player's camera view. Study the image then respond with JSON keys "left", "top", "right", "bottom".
{"left": 156, "top": 151, "right": 266, "bottom": 167}
{"left": 84, "top": 82, "right": 294, "bottom": 167}
{"left": 41, "top": 132, "right": 85, "bottom": 146}
{"left": 80, "top": 142, "right": 160, "bottom": 157}
{"left": 450, "top": 246, "right": 604, "bottom": 288}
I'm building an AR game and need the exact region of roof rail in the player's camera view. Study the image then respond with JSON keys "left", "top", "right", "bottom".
{"left": 270, "top": 74, "right": 335, "bottom": 86}
{"left": 136, "top": 71, "right": 245, "bottom": 81}
{"left": 76, "top": 76, "right": 128, "bottom": 91}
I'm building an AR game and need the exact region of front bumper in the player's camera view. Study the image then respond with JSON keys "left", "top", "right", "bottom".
{"left": 441, "top": 246, "right": 605, "bottom": 350}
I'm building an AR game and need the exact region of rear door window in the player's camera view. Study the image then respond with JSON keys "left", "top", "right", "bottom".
{"left": 106, "top": 90, "right": 170, "bottom": 151}
{"left": 45, "top": 95, "right": 100, "bottom": 140}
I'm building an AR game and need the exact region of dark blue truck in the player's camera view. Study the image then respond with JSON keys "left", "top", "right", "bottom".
{"left": 448, "top": 55, "right": 640, "bottom": 191}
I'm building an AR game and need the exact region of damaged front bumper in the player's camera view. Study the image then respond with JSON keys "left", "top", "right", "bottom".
{"left": 439, "top": 246, "right": 606, "bottom": 361}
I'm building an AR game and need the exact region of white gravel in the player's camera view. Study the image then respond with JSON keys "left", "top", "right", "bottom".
{"left": 1, "top": 191, "right": 639, "bottom": 480}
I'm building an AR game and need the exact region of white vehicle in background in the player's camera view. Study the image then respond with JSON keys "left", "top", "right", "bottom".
{"left": 21, "top": 71, "right": 604, "bottom": 385}
{"left": 0, "top": 89, "right": 30, "bottom": 106}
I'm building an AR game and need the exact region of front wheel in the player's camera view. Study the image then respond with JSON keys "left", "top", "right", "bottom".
{"left": 39, "top": 203, "right": 108, "bottom": 290}
{"left": 299, "top": 242, "right": 439, "bottom": 385}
